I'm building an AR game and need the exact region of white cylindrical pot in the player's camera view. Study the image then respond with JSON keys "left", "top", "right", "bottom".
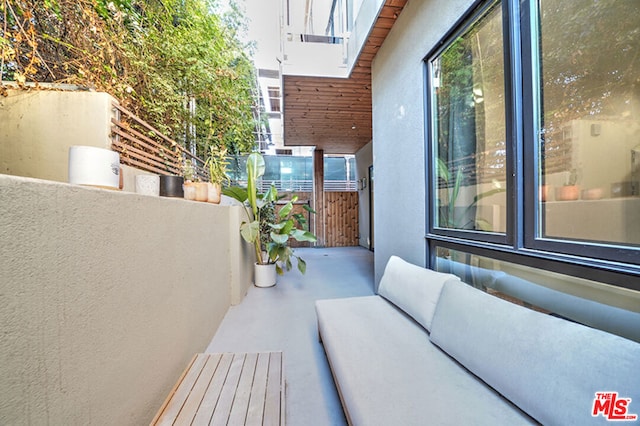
{"left": 69, "top": 146, "right": 120, "bottom": 189}
{"left": 135, "top": 174, "right": 159, "bottom": 196}
{"left": 254, "top": 263, "right": 277, "bottom": 288}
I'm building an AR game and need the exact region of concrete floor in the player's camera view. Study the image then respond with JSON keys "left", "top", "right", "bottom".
{"left": 206, "top": 246, "right": 375, "bottom": 426}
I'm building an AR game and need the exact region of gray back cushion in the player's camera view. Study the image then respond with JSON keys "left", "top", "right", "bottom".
{"left": 378, "top": 256, "right": 461, "bottom": 332}
{"left": 430, "top": 279, "right": 640, "bottom": 426}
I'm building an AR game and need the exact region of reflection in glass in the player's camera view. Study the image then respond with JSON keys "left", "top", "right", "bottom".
{"left": 537, "top": 0, "right": 640, "bottom": 246}
{"left": 434, "top": 247, "right": 640, "bottom": 343}
{"left": 431, "top": 0, "right": 506, "bottom": 233}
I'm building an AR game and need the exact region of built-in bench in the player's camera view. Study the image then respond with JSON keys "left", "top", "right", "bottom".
{"left": 316, "top": 256, "right": 640, "bottom": 425}
{"left": 150, "top": 352, "right": 285, "bottom": 425}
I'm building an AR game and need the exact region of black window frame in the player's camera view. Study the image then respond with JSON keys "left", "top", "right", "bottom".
{"left": 424, "top": 0, "right": 640, "bottom": 292}
{"left": 426, "top": 0, "right": 516, "bottom": 247}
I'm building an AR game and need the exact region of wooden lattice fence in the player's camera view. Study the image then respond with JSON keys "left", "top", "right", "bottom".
{"left": 110, "top": 102, "right": 207, "bottom": 179}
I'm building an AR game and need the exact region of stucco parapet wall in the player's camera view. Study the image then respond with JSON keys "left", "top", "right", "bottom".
{"left": 0, "top": 87, "right": 118, "bottom": 182}
{"left": 0, "top": 174, "right": 252, "bottom": 425}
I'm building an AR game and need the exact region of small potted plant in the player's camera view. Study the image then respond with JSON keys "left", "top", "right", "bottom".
{"left": 205, "top": 144, "right": 230, "bottom": 204}
{"left": 556, "top": 168, "right": 580, "bottom": 201}
{"left": 224, "top": 152, "right": 316, "bottom": 287}
{"left": 182, "top": 159, "right": 197, "bottom": 201}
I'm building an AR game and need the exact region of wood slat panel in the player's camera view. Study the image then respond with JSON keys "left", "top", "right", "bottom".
{"left": 264, "top": 352, "right": 283, "bottom": 426}
{"left": 111, "top": 102, "right": 208, "bottom": 179}
{"left": 117, "top": 153, "right": 179, "bottom": 176}
{"left": 246, "top": 353, "right": 270, "bottom": 425}
{"left": 111, "top": 139, "right": 179, "bottom": 174}
{"left": 173, "top": 354, "right": 222, "bottom": 426}
{"left": 210, "top": 354, "right": 245, "bottom": 426}
{"left": 325, "top": 192, "right": 359, "bottom": 247}
{"left": 283, "top": 0, "right": 408, "bottom": 154}
{"left": 153, "top": 354, "right": 208, "bottom": 426}
{"left": 191, "top": 353, "right": 233, "bottom": 425}
{"left": 151, "top": 352, "right": 284, "bottom": 426}
{"left": 227, "top": 353, "right": 258, "bottom": 425}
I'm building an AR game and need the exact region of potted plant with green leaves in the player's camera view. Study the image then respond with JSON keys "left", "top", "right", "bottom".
{"left": 436, "top": 157, "right": 505, "bottom": 230}
{"left": 224, "top": 152, "right": 316, "bottom": 287}
{"left": 205, "top": 144, "right": 230, "bottom": 204}
{"left": 182, "top": 159, "right": 197, "bottom": 201}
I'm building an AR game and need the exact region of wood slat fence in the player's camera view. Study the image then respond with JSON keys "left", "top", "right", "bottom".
{"left": 325, "top": 192, "right": 359, "bottom": 247}
{"left": 111, "top": 102, "right": 208, "bottom": 179}
{"left": 110, "top": 102, "right": 359, "bottom": 248}
{"left": 277, "top": 192, "right": 359, "bottom": 247}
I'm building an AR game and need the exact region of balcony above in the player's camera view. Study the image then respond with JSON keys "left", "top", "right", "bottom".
{"left": 281, "top": 0, "right": 407, "bottom": 154}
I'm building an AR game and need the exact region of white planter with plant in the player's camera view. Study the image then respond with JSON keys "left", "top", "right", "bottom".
{"left": 224, "top": 153, "right": 316, "bottom": 286}
{"left": 254, "top": 262, "right": 277, "bottom": 288}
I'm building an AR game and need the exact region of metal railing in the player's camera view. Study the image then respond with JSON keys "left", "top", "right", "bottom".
{"left": 231, "top": 179, "right": 356, "bottom": 193}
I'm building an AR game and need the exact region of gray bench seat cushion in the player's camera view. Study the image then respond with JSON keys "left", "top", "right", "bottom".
{"left": 316, "top": 296, "right": 535, "bottom": 426}
{"left": 430, "top": 279, "right": 640, "bottom": 426}
{"left": 377, "top": 255, "right": 461, "bottom": 332}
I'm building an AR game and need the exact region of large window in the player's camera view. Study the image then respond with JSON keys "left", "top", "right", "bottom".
{"left": 536, "top": 0, "right": 640, "bottom": 247}
{"left": 426, "top": 0, "right": 640, "bottom": 289}
{"left": 431, "top": 0, "right": 507, "bottom": 234}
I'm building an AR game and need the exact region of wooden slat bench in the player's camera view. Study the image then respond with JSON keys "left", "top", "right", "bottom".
{"left": 150, "top": 352, "right": 285, "bottom": 426}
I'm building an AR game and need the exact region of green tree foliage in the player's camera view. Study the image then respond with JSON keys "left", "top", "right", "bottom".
{"left": 0, "top": 0, "right": 257, "bottom": 154}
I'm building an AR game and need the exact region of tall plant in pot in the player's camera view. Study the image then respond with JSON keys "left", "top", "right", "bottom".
{"left": 224, "top": 153, "right": 317, "bottom": 287}
{"left": 205, "top": 144, "right": 230, "bottom": 204}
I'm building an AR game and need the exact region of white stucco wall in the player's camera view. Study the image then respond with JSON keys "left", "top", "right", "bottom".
{"left": 0, "top": 88, "right": 116, "bottom": 183}
{"left": 371, "top": 0, "right": 475, "bottom": 285}
{"left": 355, "top": 141, "right": 373, "bottom": 249}
{"left": 0, "top": 174, "right": 253, "bottom": 425}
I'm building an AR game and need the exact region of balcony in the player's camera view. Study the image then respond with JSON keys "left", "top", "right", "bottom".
{"left": 0, "top": 173, "right": 372, "bottom": 424}
{"left": 280, "top": 0, "right": 408, "bottom": 154}
{"left": 207, "top": 246, "right": 374, "bottom": 425}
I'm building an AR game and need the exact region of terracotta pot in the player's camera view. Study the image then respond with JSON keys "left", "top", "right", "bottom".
{"left": 254, "top": 263, "right": 277, "bottom": 288}
{"left": 556, "top": 185, "right": 580, "bottom": 201}
{"left": 539, "top": 184, "right": 550, "bottom": 202}
{"left": 195, "top": 182, "right": 209, "bottom": 202}
{"left": 183, "top": 181, "right": 197, "bottom": 200}
{"left": 582, "top": 188, "right": 604, "bottom": 200}
{"left": 207, "top": 183, "right": 222, "bottom": 204}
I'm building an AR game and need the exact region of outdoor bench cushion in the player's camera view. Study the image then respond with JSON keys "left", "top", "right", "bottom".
{"left": 377, "top": 255, "right": 461, "bottom": 332}
{"left": 316, "top": 295, "right": 535, "bottom": 426}
{"left": 430, "top": 279, "right": 640, "bottom": 426}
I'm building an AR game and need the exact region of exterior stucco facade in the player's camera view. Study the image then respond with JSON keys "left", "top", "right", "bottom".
{"left": 371, "top": 0, "right": 476, "bottom": 285}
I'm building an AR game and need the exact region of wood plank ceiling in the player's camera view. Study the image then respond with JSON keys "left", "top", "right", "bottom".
{"left": 282, "top": 0, "right": 407, "bottom": 154}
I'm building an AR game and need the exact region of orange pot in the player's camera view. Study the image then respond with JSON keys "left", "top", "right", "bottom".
{"left": 556, "top": 185, "right": 580, "bottom": 201}
{"left": 195, "top": 182, "right": 209, "bottom": 202}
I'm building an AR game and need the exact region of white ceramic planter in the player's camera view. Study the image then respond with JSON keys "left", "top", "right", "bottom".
{"left": 68, "top": 146, "right": 120, "bottom": 189}
{"left": 135, "top": 174, "right": 160, "bottom": 196}
{"left": 254, "top": 263, "right": 277, "bottom": 288}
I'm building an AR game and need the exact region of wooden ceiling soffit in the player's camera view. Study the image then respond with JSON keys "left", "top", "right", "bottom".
{"left": 283, "top": 0, "right": 407, "bottom": 154}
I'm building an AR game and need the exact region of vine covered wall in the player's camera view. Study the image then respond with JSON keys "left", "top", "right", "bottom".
{"left": 0, "top": 0, "right": 257, "bottom": 155}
